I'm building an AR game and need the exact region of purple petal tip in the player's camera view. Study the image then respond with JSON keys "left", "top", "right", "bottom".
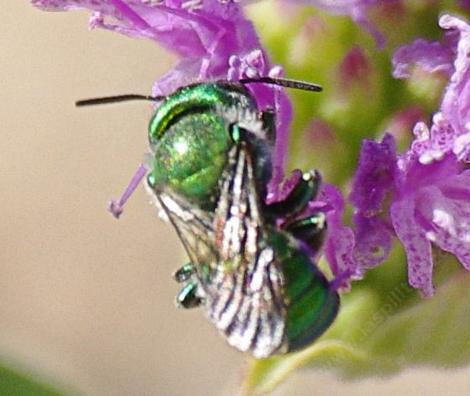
{"left": 108, "top": 200, "right": 124, "bottom": 219}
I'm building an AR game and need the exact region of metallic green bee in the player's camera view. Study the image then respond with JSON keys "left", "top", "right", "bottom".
{"left": 77, "top": 77, "right": 339, "bottom": 358}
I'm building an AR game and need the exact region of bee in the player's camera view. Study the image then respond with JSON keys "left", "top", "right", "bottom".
{"left": 77, "top": 77, "right": 339, "bottom": 358}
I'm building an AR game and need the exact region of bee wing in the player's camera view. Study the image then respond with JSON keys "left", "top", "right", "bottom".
{"left": 213, "top": 142, "right": 265, "bottom": 265}
{"left": 207, "top": 141, "right": 287, "bottom": 358}
{"left": 156, "top": 190, "right": 219, "bottom": 278}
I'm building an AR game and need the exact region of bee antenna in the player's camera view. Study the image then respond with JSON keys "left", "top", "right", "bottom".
{"left": 75, "top": 94, "right": 165, "bottom": 107}
{"left": 239, "top": 77, "right": 322, "bottom": 93}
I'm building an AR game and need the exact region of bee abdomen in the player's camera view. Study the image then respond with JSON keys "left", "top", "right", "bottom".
{"left": 282, "top": 254, "right": 339, "bottom": 352}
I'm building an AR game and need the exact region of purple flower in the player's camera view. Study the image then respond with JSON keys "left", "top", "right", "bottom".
{"left": 393, "top": 14, "right": 470, "bottom": 163}
{"left": 351, "top": 133, "right": 470, "bottom": 297}
{"left": 301, "top": 135, "right": 398, "bottom": 291}
{"left": 348, "top": 15, "right": 470, "bottom": 296}
{"left": 32, "top": 0, "right": 294, "bottom": 211}
{"left": 391, "top": 153, "right": 470, "bottom": 297}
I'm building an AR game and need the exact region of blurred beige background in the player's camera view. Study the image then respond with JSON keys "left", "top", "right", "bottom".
{"left": 0, "top": 2, "right": 469, "bottom": 395}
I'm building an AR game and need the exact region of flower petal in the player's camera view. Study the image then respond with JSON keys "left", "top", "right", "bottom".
{"left": 410, "top": 116, "right": 457, "bottom": 165}
{"left": 267, "top": 169, "right": 303, "bottom": 205}
{"left": 392, "top": 37, "right": 454, "bottom": 79}
{"left": 349, "top": 135, "right": 395, "bottom": 270}
{"left": 417, "top": 173, "right": 470, "bottom": 270}
{"left": 393, "top": 15, "right": 470, "bottom": 163}
{"left": 438, "top": 14, "right": 470, "bottom": 162}
{"left": 32, "top": 1, "right": 263, "bottom": 75}
{"left": 319, "top": 184, "right": 360, "bottom": 289}
{"left": 353, "top": 214, "right": 392, "bottom": 269}
{"left": 391, "top": 197, "right": 434, "bottom": 297}
{"left": 350, "top": 133, "right": 397, "bottom": 215}
{"left": 34, "top": 0, "right": 224, "bottom": 56}
{"left": 399, "top": 152, "right": 461, "bottom": 191}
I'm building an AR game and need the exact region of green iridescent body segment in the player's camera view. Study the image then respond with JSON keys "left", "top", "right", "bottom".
{"left": 146, "top": 82, "right": 339, "bottom": 357}
{"left": 269, "top": 232, "right": 339, "bottom": 351}
{"left": 148, "top": 83, "right": 257, "bottom": 208}
{"left": 148, "top": 83, "right": 255, "bottom": 142}
{"left": 151, "top": 112, "right": 229, "bottom": 206}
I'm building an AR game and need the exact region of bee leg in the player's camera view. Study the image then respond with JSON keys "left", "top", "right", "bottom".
{"left": 265, "top": 170, "right": 321, "bottom": 220}
{"left": 175, "top": 281, "right": 203, "bottom": 309}
{"left": 284, "top": 212, "right": 327, "bottom": 252}
{"left": 173, "top": 263, "right": 196, "bottom": 283}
